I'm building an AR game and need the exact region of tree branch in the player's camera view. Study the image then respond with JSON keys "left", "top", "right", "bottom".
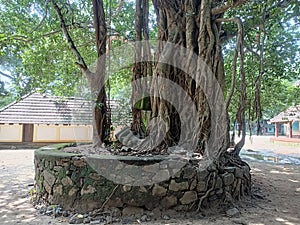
{"left": 216, "top": 17, "right": 244, "bottom": 110}
{"left": 30, "top": 0, "right": 50, "bottom": 33}
{"left": 0, "top": 70, "right": 14, "bottom": 80}
{"left": 216, "top": 17, "right": 246, "bottom": 156}
{"left": 244, "top": 46, "right": 259, "bottom": 57}
{"left": 212, "top": 0, "right": 248, "bottom": 15}
{"left": 50, "top": 0, "right": 88, "bottom": 71}
{"left": 92, "top": 0, "right": 107, "bottom": 56}
{"left": 216, "top": 0, "right": 296, "bottom": 43}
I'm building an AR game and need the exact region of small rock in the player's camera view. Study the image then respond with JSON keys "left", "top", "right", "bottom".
{"left": 182, "top": 167, "right": 196, "bottom": 179}
{"left": 140, "top": 214, "right": 150, "bottom": 222}
{"left": 235, "top": 168, "right": 244, "bottom": 179}
{"left": 180, "top": 191, "right": 198, "bottom": 204}
{"left": 152, "top": 184, "right": 167, "bottom": 197}
{"left": 196, "top": 181, "right": 207, "bottom": 192}
{"left": 122, "top": 206, "right": 144, "bottom": 217}
{"left": 90, "top": 220, "right": 103, "bottom": 224}
{"left": 122, "top": 218, "right": 134, "bottom": 224}
{"left": 232, "top": 219, "right": 248, "bottom": 225}
{"left": 73, "top": 159, "right": 86, "bottom": 167}
{"left": 81, "top": 185, "right": 96, "bottom": 195}
{"left": 122, "top": 185, "right": 132, "bottom": 192}
{"left": 161, "top": 196, "right": 178, "bottom": 209}
{"left": 69, "top": 213, "right": 84, "bottom": 224}
{"left": 121, "top": 146, "right": 130, "bottom": 152}
{"left": 197, "top": 169, "right": 210, "bottom": 181}
{"left": 162, "top": 215, "right": 170, "bottom": 220}
{"left": 110, "top": 207, "right": 122, "bottom": 217}
{"left": 53, "top": 206, "right": 62, "bottom": 217}
{"left": 226, "top": 207, "right": 240, "bottom": 217}
{"left": 189, "top": 179, "right": 197, "bottom": 190}
{"left": 216, "top": 188, "right": 223, "bottom": 195}
{"left": 45, "top": 209, "right": 53, "bottom": 216}
{"left": 83, "top": 217, "right": 91, "bottom": 224}
{"left": 169, "top": 180, "right": 189, "bottom": 191}
{"left": 106, "top": 216, "right": 113, "bottom": 224}
{"left": 38, "top": 206, "right": 47, "bottom": 215}
{"left": 45, "top": 206, "right": 54, "bottom": 216}
{"left": 62, "top": 176, "right": 73, "bottom": 186}
{"left": 62, "top": 210, "right": 70, "bottom": 217}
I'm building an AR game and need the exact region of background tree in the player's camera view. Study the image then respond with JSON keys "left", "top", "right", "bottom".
{"left": 224, "top": 0, "right": 300, "bottom": 136}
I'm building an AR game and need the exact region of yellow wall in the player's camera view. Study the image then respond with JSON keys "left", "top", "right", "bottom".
{"left": 0, "top": 124, "right": 23, "bottom": 142}
{"left": 33, "top": 124, "right": 92, "bottom": 143}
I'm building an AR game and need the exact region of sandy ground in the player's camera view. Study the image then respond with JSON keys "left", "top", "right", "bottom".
{"left": 0, "top": 136, "right": 300, "bottom": 225}
{"left": 243, "top": 135, "right": 300, "bottom": 156}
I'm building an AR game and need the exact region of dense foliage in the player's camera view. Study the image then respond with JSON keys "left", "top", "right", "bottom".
{"left": 0, "top": 0, "right": 299, "bottom": 122}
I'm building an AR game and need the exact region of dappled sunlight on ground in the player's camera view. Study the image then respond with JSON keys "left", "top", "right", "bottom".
{"left": 247, "top": 162, "right": 300, "bottom": 225}
{"left": 0, "top": 150, "right": 67, "bottom": 225}
{"left": 0, "top": 148, "right": 299, "bottom": 224}
{"left": 242, "top": 135, "right": 300, "bottom": 157}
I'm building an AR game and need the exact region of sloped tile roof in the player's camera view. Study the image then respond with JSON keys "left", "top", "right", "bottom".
{"left": 270, "top": 104, "right": 300, "bottom": 123}
{"left": 0, "top": 93, "right": 92, "bottom": 125}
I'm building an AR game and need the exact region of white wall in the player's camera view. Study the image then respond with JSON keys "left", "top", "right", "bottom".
{"left": 0, "top": 124, "right": 23, "bottom": 142}
{"left": 33, "top": 124, "right": 92, "bottom": 142}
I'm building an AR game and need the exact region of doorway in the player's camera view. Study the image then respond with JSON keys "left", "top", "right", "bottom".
{"left": 22, "top": 124, "right": 34, "bottom": 142}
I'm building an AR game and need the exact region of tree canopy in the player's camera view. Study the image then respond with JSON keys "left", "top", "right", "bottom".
{"left": 0, "top": 0, "right": 299, "bottom": 146}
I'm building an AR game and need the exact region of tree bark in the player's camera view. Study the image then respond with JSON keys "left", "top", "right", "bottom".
{"left": 51, "top": 0, "right": 109, "bottom": 146}
{"left": 91, "top": 0, "right": 110, "bottom": 146}
{"left": 131, "top": 0, "right": 151, "bottom": 138}
{"left": 151, "top": 0, "right": 230, "bottom": 154}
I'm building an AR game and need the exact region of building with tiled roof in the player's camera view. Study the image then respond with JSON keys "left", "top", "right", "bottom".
{"left": 0, "top": 93, "right": 93, "bottom": 143}
{"left": 270, "top": 104, "right": 300, "bottom": 140}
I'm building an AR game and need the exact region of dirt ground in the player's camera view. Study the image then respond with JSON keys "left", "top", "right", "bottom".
{"left": 0, "top": 136, "right": 299, "bottom": 225}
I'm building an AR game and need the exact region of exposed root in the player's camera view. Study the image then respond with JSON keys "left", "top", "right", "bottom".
{"left": 197, "top": 172, "right": 217, "bottom": 212}
{"left": 97, "top": 184, "right": 120, "bottom": 212}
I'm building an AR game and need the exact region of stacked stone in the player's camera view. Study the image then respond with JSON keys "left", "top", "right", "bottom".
{"left": 35, "top": 148, "right": 251, "bottom": 213}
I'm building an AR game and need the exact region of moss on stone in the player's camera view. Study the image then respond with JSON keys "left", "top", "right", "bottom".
{"left": 58, "top": 167, "right": 67, "bottom": 180}
{"left": 79, "top": 166, "right": 90, "bottom": 178}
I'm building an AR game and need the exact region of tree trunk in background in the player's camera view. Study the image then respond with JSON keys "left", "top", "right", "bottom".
{"left": 131, "top": 0, "right": 151, "bottom": 137}
{"left": 151, "top": 0, "right": 229, "bottom": 154}
{"left": 91, "top": 0, "right": 109, "bottom": 146}
{"left": 51, "top": 0, "right": 110, "bottom": 146}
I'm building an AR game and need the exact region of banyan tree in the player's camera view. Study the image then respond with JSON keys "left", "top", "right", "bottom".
{"left": 51, "top": 0, "right": 253, "bottom": 207}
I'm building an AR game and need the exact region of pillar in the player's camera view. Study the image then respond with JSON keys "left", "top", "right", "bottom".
{"left": 289, "top": 121, "right": 293, "bottom": 138}
{"left": 275, "top": 122, "right": 279, "bottom": 137}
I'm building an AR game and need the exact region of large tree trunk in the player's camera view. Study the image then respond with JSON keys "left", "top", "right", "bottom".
{"left": 151, "top": 0, "right": 229, "bottom": 154}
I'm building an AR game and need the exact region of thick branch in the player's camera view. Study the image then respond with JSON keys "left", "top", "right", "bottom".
{"left": 92, "top": 0, "right": 107, "bottom": 56}
{"left": 212, "top": 0, "right": 248, "bottom": 15}
{"left": 50, "top": 0, "right": 88, "bottom": 71}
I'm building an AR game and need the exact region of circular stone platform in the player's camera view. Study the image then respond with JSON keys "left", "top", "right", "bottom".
{"left": 34, "top": 144, "right": 251, "bottom": 212}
